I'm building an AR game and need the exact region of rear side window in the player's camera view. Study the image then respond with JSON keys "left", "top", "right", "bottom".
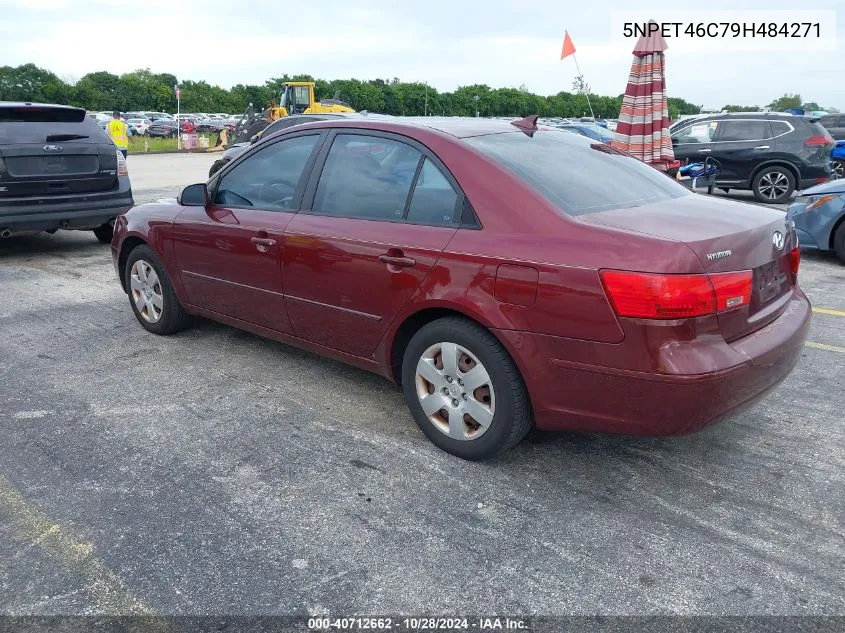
{"left": 718, "top": 120, "right": 770, "bottom": 141}
{"left": 466, "top": 131, "right": 689, "bottom": 216}
{"left": 770, "top": 121, "right": 792, "bottom": 137}
{"left": 312, "top": 134, "right": 421, "bottom": 221}
{"left": 407, "top": 158, "right": 459, "bottom": 226}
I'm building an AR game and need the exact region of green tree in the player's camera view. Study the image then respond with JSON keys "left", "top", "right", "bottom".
{"left": 768, "top": 94, "right": 802, "bottom": 111}
{"left": 0, "top": 63, "right": 65, "bottom": 102}
{"left": 722, "top": 104, "right": 761, "bottom": 112}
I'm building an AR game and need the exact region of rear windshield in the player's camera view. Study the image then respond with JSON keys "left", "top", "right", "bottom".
{"left": 0, "top": 110, "right": 107, "bottom": 144}
{"left": 465, "top": 131, "right": 689, "bottom": 216}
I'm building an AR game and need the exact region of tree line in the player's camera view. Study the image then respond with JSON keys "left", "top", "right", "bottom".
{"left": 0, "top": 63, "right": 708, "bottom": 119}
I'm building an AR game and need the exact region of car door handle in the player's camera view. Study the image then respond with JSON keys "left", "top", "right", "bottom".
{"left": 379, "top": 254, "right": 416, "bottom": 268}
{"left": 696, "top": 148, "right": 712, "bottom": 153}
{"left": 250, "top": 236, "right": 276, "bottom": 247}
{"left": 753, "top": 145, "right": 770, "bottom": 150}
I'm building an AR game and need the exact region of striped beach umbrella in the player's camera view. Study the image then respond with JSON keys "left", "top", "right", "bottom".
{"left": 611, "top": 28, "right": 674, "bottom": 168}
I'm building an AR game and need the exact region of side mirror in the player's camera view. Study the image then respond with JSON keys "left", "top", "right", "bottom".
{"left": 177, "top": 183, "right": 208, "bottom": 206}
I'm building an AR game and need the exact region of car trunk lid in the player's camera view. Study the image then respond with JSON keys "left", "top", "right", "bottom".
{"left": 584, "top": 193, "right": 797, "bottom": 341}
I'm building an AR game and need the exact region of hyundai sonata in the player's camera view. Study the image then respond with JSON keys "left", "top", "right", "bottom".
{"left": 112, "top": 116, "right": 810, "bottom": 460}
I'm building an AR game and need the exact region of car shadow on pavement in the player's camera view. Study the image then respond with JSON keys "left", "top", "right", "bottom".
{"left": 0, "top": 232, "right": 107, "bottom": 258}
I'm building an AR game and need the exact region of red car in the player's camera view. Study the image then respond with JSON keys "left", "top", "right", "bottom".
{"left": 111, "top": 117, "right": 811, "bottom": 460}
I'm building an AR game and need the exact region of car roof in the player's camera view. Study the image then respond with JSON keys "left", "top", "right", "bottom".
{"left": 0, "top": 101, "right": 85, "bottom": 112}
{"left": 293, "top": 116, "right": 528, "bottom": 139}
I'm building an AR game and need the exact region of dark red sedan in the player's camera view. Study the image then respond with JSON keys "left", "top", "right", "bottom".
{"left": 111, "top": 117, "right": 811, "bottom": 460}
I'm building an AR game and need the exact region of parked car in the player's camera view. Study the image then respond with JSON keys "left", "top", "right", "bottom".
{"left": 671, "top": 113, "right": 834, "bottom": 204}
{"left": 147, "top": 119, "right": 179, "bottom": 137}
{"left": 818, "top": 113, "right": 845, "bottom": 141}
{"left": 112, "top": 117, "right": 809, "bottom": 460}
{"left": 0, "top": 101, "right": 133, "bottom": 242}
{"left": 143, "top": 111, "right": 171, "bottom": 121}
{"left": 207, "top": 112, "right": 383, "bottom": 177}
{"left": 196, "top": 119, "right": 225, "bottom": 133}
{"left": 127, "top": 118, "right": 151, "bottom": 136}
{"left": 787, "top": 178, "right": 845, "bottom": 263}
{"left": 555, "top": 123, "right": 615, "bottom": 143}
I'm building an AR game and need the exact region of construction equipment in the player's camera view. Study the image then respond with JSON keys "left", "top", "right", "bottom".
{"left": 268, "top": 82, "right": 354, "bottom": 120}
{"left": 227, "top": 83, "right": 354, "bottom": 145}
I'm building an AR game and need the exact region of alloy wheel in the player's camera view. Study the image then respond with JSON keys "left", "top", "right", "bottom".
{"left": 832, "top": 161, "right": 844, "bottom": 180}
{"left": 758, "top": 171, "right": 790, "bottom": 200}
{"left": 129, "top": 260, "right": 164, "bottom": 323}
{"left": 415, "top": 342, "right": 495, "bottom": 441}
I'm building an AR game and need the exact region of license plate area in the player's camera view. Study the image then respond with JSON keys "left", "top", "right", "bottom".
{"left": 754, "top": 259, "right": 788, "bottom": 305}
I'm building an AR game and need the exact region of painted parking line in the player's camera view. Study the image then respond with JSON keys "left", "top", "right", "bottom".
{"left": 806, "top": 341, "right": 845, "bottom": 354}
{"left": 813, "top": 307, "right": 845, "bottom": 317}
{"left": 0, "top": 474, "right": 168, "bottom": 628}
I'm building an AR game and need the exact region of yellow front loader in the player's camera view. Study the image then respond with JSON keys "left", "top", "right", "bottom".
{"left": 269, "top": 82, "right": 355, "bottom": 120}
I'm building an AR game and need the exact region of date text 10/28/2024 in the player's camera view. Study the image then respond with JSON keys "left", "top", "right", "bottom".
{"left": 308, "top": 617, "right": 528, "bottom": 630}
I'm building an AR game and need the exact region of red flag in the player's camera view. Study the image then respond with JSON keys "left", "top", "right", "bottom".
{"left": 560, "top": 31, "right": 576, "bottom": 60}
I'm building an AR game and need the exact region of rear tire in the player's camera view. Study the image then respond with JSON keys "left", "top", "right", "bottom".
{"left": 124, "top": 245, "right": 190, "bottom": 335}
{"left": 93, "top": 221, "right": 114, "bottom": 244}
{"left": 752, "top": 166, "right": 795, "bottom": 204}
{"left": 834, "top": 223, "right": 845, "bottom": 264}
{"left": 401, "top": 317, "right": 533, "bottom": 460}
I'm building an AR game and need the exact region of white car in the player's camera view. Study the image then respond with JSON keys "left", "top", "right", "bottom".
{"left": 127, "top": 118, "right": 151, "bottom": 135}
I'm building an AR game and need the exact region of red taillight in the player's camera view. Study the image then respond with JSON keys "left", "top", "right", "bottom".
{"left": 116, "top": 150, "right": 128, "bottom": 176}
{"left": 789, "top": 246, "right": 801, "bottom": 282}
{"left": 710, "top": 271, "right": 753, "bottom": 312}
{"left": 804, "top": 134, "right": 834, "bottom": 148}
{"left": 600, "top": 271, "right": 715, "bottom": 319}
{"left": 600, "top": 270, "right": 753, "bottom": 320}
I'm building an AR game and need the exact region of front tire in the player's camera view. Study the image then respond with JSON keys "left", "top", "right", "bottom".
{"left": 124, "top": 245, "right": 190, "bottom": 335}
{"left": 752, "top": 166, "right": 795, "bottom": 204}
{"left": 834, "top": 223, "right": 845, "bottom": 265}
{"left": 401, "top": 317, "right": 533, "bottom": 460}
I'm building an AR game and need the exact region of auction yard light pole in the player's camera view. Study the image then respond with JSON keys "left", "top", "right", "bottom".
{"left": 474, "top": 95, "right": 480, "bottom": 118}
{"left": 175, "top": 84, "right": 182, "bottom": 151}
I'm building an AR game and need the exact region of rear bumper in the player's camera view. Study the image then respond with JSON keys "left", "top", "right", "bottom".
{"left": 0, "top": 179, "right": 133, "bottom": 231}
{"left": 495, "top": 290, "right": 811, "bottom": 436}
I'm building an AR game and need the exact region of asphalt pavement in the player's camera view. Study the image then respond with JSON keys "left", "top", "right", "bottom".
{"left": 0, "top": 153, "right": 842, "bottom": 622}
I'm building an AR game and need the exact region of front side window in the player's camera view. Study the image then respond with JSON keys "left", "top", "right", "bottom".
{"left": 213, "top": 134, "right": 319, "bottom": 210}
{"left": 466, "top": 130, "right": 690, "bottom": 216}
{"left": 294, "top": 86, "right": 310, "bottom": 108}
{"left": 312, "top": 134, "right": 421, "bottom": 221}
{"left": 673, "top": 120, "right": 719, "bottom": 144}
{"left": 718, "top": 120, "right": 770, "bottom": 142}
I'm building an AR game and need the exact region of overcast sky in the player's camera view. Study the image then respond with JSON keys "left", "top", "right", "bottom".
{"left": 2, "top": 0, "right": 843, "bottom": 110}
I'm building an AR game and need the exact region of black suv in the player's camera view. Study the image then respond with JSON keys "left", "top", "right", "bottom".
{"left": 670, "top": 113, "right": 833, "bottom": 204}
{"left": 0, "top": 102, "right": 134, "bottom": 242}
